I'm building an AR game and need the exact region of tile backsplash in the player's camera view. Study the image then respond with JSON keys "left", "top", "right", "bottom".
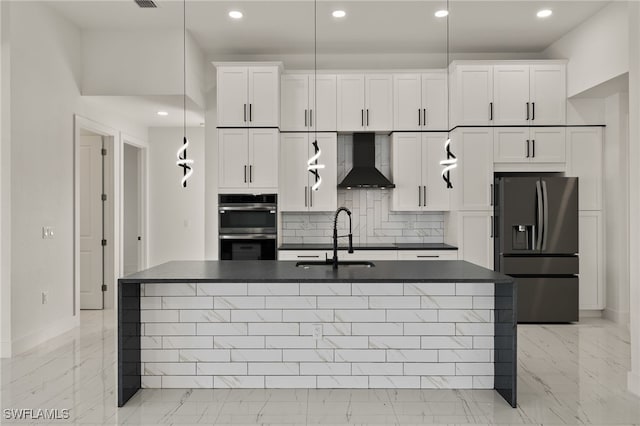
{"left": 281, "top": 134, "right": 445, "bottom": 245}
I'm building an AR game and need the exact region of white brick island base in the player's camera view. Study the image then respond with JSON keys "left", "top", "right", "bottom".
{"left": 139, "top": 281, "right": 496, "bottom": 390}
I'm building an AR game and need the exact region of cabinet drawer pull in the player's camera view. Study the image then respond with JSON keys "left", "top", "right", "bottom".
{"left": 249, "top": 103, "right": 252, "bottom": 122}
{"left": 417, "top": 255, "right": 439, "bottom": 258}
{"left": 366, "top": 109, "right": 370, "bottom": 126}
{"left": 361, "top": 109, "right": 364, "bottom": 127}
{"left": 249, "top": 165, "right": 253, "bottom": 183}
{"left": 297, "top": 255, "right": 320, "bottom": 258}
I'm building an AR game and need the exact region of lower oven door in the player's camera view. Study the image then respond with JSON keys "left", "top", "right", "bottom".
{"left": 219, "top": 235, "right": 277, "bottom": 260}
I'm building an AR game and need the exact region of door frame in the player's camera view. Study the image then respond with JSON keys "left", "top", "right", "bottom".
{"left": 121, "top": 134, "right": 149, "bottom": 273}
{"left": 74, "top": 115, "right": 120, "bottom": 314}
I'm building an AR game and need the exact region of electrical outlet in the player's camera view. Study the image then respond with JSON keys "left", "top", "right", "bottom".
{"left": 41, "top": 291, "right": 48, "bottom": 304}
{"left": 312, "top": 324, "right": 323, "bottom": 340}
{"left": 41, "top": 226, "right": 55, "bottom": 239}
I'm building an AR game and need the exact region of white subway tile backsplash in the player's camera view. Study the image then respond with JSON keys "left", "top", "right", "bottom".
{"left": 405, "top": 283, "right": 456, "bottom": 296}
{"left": 369, "top": 336, "right": 421, "bottom": 349}
{"left": 352, "top": 363, "right": 402, "bottom": 375}
{"left": 352, "top": 323, "right": 403, "bottom": 336}
{"left": 266, "top": 376, "right": 317, "bottom": 388}
{"left": 180, "top": 309, "right": 231, "bottom": 323}
{"left": 318, "top": 296, "right": 368, "bottom": 309}
{"left": 369, "top": 297, "right": 421, "bottom": 309}
{"left": 438, "top": 350, "right": 491, "bottom": 363}
{"left": 197, "top": 323, "right": 248, "bottom": 336}
{"left": 421, "top": 376, "right": 473, "bottom": 389}
{"left": 231, "top": 310, "right": 283, "bottom": 322}
{"left": 300, "top": 363, "right": 351, "bottom": 376}
{"left": 214, "top": 296, "right": 265, "bottom": 309}
{"left": 300, "top": 283, "right": 351, "bottom": 296}
{"left": 282, "top": 310, "right": 333, "bottom": 323}
{"left": 266, "top": 336, "right": 316, "bottom": 349}
{"left": 352, "top": 283, "right": 402, "bottom": 296}
{"left": 141, "top": 336, "right": 162, "bottom": 349}
{"left": 386, "top": 350, "right": 438, "bottom": 363}
{"left": 141, "top": 349, "right": 179, "bottom": 362}
{"left": 145, "top": 323, "right": 195, "bottom": 336}
{"left": 473, "top": 296, "right": 495, "bottom": 309}
{"left": 300, "top": 323, "right": 350, "bottom": 336}
{"left": 231, "top": 349, "right": 282, "bottom": 362}
{"left": 421, "top": 296, "right": 473, "bottom": 309}
{"left": 144, "top": 283, "right": 196, "bottom": 297}
{"left": 455, "top": 283, "right": 494, "bottom": 296}
{"left": 265, "top": 296, "right": 316, "bottom": 309}
{"left": 335, "top": 350, "right": 385, "bottom": 362}
{"left": 162, "top": 297, "right": 213, "bottom": 309}
{"left": 198, "top": 283, "right": 247, "bottom": 296}
{"left": 317, "top": 336, "right": 368, "bottom": 349}
{"left": 404, "top": 323, "right": 456, "bottom": 336}
{"left": 369, "top": 376, "right": 420, "bottom": 389}
{"left": 386, "top": 310, "right": 438, "bottom": 323}
{"left": 162, "top": 376, "right": 213, "bottom": 388}
{"left": 141, "top": 376, "right": 161, "bottom": 388}
{"left": 140, "top": 297, "right": 161, "bottom": 310}
{"left": 473, "top": 376, "right": 494, "bottom": 389}
{"left": 248, "top": 363, "right": 299, "bottom": 376}
{"left": 455, "top": 363, "right": 494, "bottom": 376}
{"left": 163, "top": 336, "right": 213, "bottom": 349}
{"left": 404, "top": 363, "right": 455, "bottom": 376}
{"left": 472, "top": 336, "right": 494, "bottom": 349}
{"left": 214, "top": 376, "right": 265, "bottom": 388}
{"left": 421, "top": 336, "right": 473, "bottom": 349}
{"left": 335, "top": 310, "right": 385, "bottom": 322}
{"left": 283, "top": 349, "right": 334, "bottom": 362}
{"left": 197, "top": 362, "right": 247, "bottom": 375}
{"left": 248, "top": 323, "right": 299, "bottom": 336}
{"left": 456, "top": 323, "right": 494, "bottom": 336}
{"left": 249, "top": 283, "right": 299, "bottom": 296}
{"left": 438, "top": 310, "right": 492, "bottom": 323}
{"left": 144, "top": 362, "right": 196, "bottom": 376}
{"left": 214, "top": 336, "right": 265, "bottom": 349}
{"left": 317, "top": 376, "right": 368, "bottom": 388}
{"left": 179, "top": 349, "right": 231, "bottom": 362}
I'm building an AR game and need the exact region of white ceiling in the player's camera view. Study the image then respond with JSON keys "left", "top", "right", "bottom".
{"left": 49, "top": 0, "right": 610, "bottom": 55}
{"left": 83, "top": 95, "right": 205, "bottom": 128}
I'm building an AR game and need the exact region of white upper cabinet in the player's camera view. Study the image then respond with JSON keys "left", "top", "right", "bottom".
{"left": 280, "top": 133, "right": 337, "bottom": 212}
{"left": 566, "top": 127, "right": 603, "bottom": 211}
{"left": 281, "top": 73, "right": 336, "bottom": 131}
{"left": 451, "top": 61, "right": 566, "bottom": 126}
{"left": 337, "top": 74, "right": 392, "bottom": 131}
{"left": 216, "top": 63, "right": 280, "bottom": 127}
{"left": 393, "top": 72, "right": 447, "bottom": 131}
{"left": 530, "top": 64, "right": 567, "bottom": 125}
{"left": 452, "top": 128, "right": 493, "bottom": 211}
{"left": 493, "top": 65, "right": 530, "bottom": 125}
{"left": 218, "top": 128, "right": 278, "bottom": 191}
{"left": 494, "top": 127, "right": 566, "bottom": 164}
{"left": 391, "top": 132, "right": 450, "bottom": 212}
{"left": 452, "top": 65, "right": 494, "bottom": 126}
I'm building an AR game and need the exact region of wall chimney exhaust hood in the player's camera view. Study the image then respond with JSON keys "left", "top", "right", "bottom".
{"left": 338, "top": 133, "right": 395, "bottom": 189}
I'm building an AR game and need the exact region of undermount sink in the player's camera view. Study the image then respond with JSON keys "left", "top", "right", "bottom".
{"left": 296, "top": 261, "right": 375, "bottom": 269}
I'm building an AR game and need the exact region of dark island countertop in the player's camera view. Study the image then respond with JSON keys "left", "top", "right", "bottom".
{"left": 119, "top": 260, "right": 512, "bottom": 284}
{"left": 278, "top": 243, "right": 458, "bottom": 251}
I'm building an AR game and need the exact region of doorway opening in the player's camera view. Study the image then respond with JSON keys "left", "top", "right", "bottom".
{"left": 123, "top": 139, "right": 148, "bottom": 275}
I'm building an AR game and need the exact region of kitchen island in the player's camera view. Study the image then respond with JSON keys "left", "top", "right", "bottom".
{"left": 118, "top": 260, "right": 516, "bottom": 407}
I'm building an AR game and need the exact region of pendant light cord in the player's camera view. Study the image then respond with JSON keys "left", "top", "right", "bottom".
{"left": 446, "top": 0, "right": 450, "bottom": 132}
{"left": 184, "top": 0, "right": 187, "bottom": 139}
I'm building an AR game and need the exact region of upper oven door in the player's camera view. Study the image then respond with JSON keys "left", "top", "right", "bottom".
{"left": 218, "top": 204, "right": 277, "bottom": 234}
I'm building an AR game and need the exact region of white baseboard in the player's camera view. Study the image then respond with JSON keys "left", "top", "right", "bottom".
{"left": 628, "top": 371, "right": 640, "bottom": 396}
{"left": 579, "top": 310, "right": 603, "bottom": 318}
{"left": 604, "top": 308, "right": 631, "bottom": 327}
{"left": 11, "top": 315, "right": 79, "bottom": 356}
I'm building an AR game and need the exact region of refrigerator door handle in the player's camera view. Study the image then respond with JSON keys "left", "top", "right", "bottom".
{"left": 542, "top": 180, "right": 549, "bottom": 251}
{"left": 536, "top": 180, "right": 544, "bottom": 251}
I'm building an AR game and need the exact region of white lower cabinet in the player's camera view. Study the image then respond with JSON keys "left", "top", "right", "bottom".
{"left": 278, "top": 251, "right": 327, "bottom": 261}
{"left": 456, "top": 211, "right": 494, "bottom": 269}
{"left": 278, "top": 250, "right": 398, "bottom": 261}
{"left": 579, "top": 211, "right": 604, "bottom": 310}
{"left": 280, "top": 133, "right": 337, "bottom": 212}
{"left": 397, "top": 250, "right": 458, "bottom": 261}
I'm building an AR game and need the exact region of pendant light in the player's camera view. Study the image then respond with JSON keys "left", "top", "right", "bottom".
{"left": 176, "top": 0, "right": 193, "bottom": 187}
{"left": 440, "top": 0, "right": 457, "bottom": 189}
{"left": 307, "top": 0, "right": 325, "bottom": 191}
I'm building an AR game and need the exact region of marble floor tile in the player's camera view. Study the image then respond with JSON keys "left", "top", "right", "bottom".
{"left": 1, "top": 311, "right": 640, "bottom": 425}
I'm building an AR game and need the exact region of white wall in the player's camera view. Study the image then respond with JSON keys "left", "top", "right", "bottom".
{"left": 544, "top": 2, "right": 629, "bottom": 97}
{"left": 627, "top": 0, "right": 640, "bottom": 398}
{"left": 604, "top": 92, "right": 630, "bottom": 325}
{"left": 148, "top": 127, "right": 205, "bottom": 266}
{"left": 204, "top": 88, "right": 218, "bottom": 260}
{"left": 123, "top": 143, "right": 140, "bottom": 275}
{"left": 82, "top": 30, "right": 205, "bottom": 108}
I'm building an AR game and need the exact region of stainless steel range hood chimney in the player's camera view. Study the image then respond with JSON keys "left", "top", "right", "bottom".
{"left": 337, "top": 133, "right": 395, "bottom": 189}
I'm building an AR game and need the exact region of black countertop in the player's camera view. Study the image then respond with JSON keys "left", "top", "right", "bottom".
{"left": 279, "top": 243, "right": 458, "bottom": 251}
{"left": 119, "top": 260, "right": 512, "bottom": 284}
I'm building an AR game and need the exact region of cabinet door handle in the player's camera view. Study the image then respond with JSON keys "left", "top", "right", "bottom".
{"left": 526, "top": 102, "right": 530, "bottom": 120}
{"left": 423, "top": 108, "right": 427, "bottom": 126}
{"left": 305, "top": 109, "right": 308, "bottom": 127}
{"left": 423, "top": 186, "right": 427, "bottom": 207}
{"left": 526, "top": 140, "right": 530, "bottom": 158}
{"left": 418, "top": 186, "right": 422, "bottom": 207}
{"left": 244, "top": 104, "right": 247, "bottom": 122}
{"left": 489, "top": 102, "right": 493, "bottom": 121}
{"left": 366, "top": 109, "right": 370, "bottom": 126}
{"left": 532, "top": 102, "right": 535, "bottom": 121}
{"left": 249, "top": 104, "right": 252, "bottom": 122}
{"left": 310, "top": 187, "right": 313, "bottom": 207}
{"left": 244, "top": 165, "right": 247, "bottom": 183}
{"left": 310, "top": 110, "right": 313, "bottom": 127}
{"left": 361, "top": 109, "right": 364, "bottom": 127}
{"left": 304, "top": 186, "right": 308, "bottom": 207}
{"left": 418, "top": 108, "right": 421, "bottom": 126}
{"left": 532, "top": 139, "right": 535, "bottom": 158}
{"left": 249, "top": 165, "right": 253, "bottom": 183}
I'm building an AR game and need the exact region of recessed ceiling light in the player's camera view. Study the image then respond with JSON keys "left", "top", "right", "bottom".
{"left": 157, "top": 111, "right": 169, "bottom": 116}
{"left": 229, "top": 10, "right": 243, "bottom": 19}
{"left": 332, "top": 10, "right": 346, "bottom": 18}
{"left": 434, "top": 9, "right": 449, "bottom": 18}
{"left": 537, "top": 9, "right": 552, "bottom": 18}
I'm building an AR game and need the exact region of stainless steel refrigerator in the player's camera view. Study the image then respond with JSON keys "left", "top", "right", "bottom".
{"left": 494, "top": 175, "right": 579, "bottom": 323}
